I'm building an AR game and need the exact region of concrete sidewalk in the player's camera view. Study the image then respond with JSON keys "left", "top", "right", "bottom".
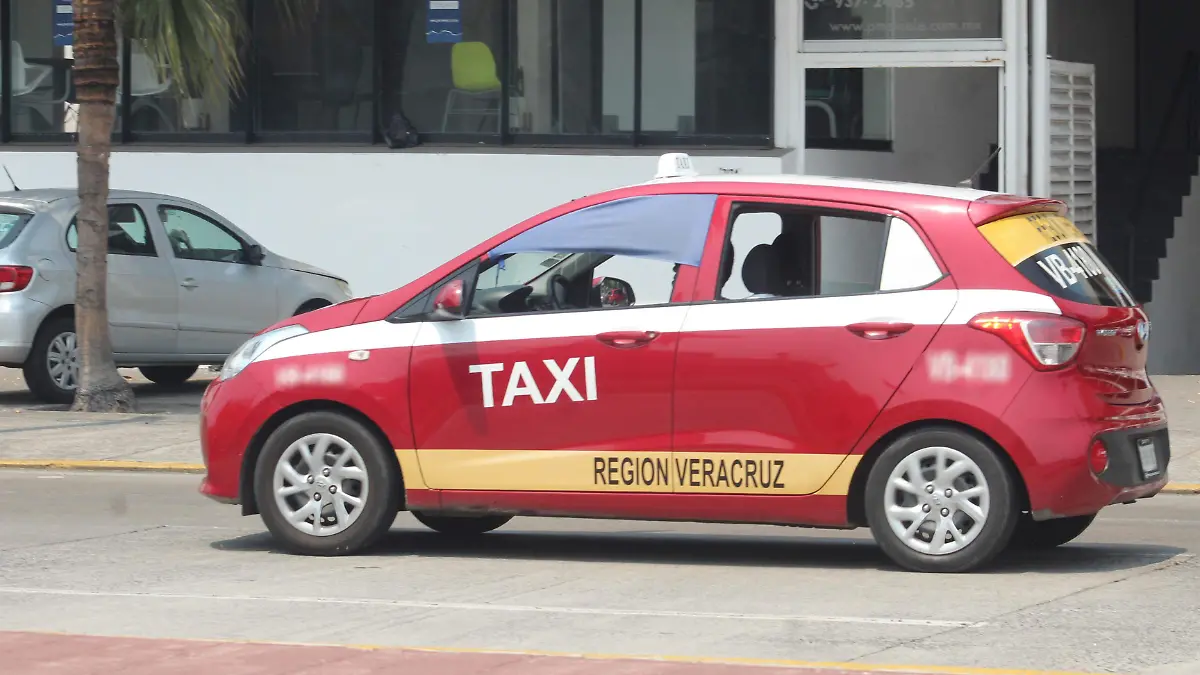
{"left": 0, "top": 375, "right": 1197, "bottom": 490}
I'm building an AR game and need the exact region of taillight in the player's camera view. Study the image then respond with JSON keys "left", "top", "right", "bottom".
{"left": 0, "top": 265, "right": 33, "bottom": 293}
{"left": 969, "top": 312, "right": 1085, "bottom": 370}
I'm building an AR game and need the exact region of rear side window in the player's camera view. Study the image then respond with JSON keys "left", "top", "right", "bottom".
{"left": 0, "top": 211, "right": 33, "bottom": 249}
{"left": 978, "top": 212, "right": 1136, "bottom": 307}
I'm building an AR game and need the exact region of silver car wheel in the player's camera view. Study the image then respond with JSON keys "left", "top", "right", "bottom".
{"left": 46, "top": 331, "right": 80, "bottom": 391}
{"left": 273, "top": 433, "right": 369, "bottom": 537}
{"left": 884, "top": 445, "right": 991, "bottom": 556}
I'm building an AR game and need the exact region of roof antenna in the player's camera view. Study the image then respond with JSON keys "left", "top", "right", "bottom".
{"left": 3, "top": 165, "right": 19, "bottom": 191}
{"left": 957, "top": 146, "right": 1002, "bottom": 189}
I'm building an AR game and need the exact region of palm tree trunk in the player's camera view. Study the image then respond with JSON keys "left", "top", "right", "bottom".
{"left": 71, "top": 0, "right": 134, "bottom": 412}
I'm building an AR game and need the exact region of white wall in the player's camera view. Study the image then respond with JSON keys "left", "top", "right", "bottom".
{"left": 1145, "top": 175, "right": 1200, "bottom": 375}
{"left": 0, "top": 150, "right": 781, "bottom": 299}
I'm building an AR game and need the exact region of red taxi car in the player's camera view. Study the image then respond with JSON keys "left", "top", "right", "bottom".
{"left": 199, "top": 154, "right": 1169, "bottom": 573}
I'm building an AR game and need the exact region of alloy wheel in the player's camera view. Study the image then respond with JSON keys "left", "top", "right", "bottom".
{"left": 883, "top": 445, "right": 991, "bottom": 556}
{"left": 273, "top": 432, "right": 370, "bottom": 537}
{"left": 46, "top": 331, "right": 79, "bottom": 392}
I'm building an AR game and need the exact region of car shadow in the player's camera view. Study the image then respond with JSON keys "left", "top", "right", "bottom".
{"left": 210, "top": 524, "right": 1188, "bottom": 574}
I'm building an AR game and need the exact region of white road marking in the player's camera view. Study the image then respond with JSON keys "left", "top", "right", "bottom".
{"left": 0, "top": 587, "right": 982, "bottom": 628}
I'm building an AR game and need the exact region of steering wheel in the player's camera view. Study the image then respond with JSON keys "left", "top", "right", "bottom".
{"left": 547, "top": 274, "right": 571, "bottom": 310}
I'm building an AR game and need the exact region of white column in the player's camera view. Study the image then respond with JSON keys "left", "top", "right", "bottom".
{"left": 1030, "top": 0, "right": 1050, "bottom": 197}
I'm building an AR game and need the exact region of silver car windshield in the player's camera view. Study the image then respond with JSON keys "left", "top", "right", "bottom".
{"left": 0, "top": 211, "right": 33, "bottom": 249}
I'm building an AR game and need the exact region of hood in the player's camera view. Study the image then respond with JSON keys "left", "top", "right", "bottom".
{"left": 272, "top": 254, "right": 346, "bottom": 283}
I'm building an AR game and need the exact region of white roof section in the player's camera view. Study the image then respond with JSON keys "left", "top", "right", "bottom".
{"left": 650, "top": 172, "right": 1001, "bottom": 202}
{"left": 641, "top": 153, "right": 1003, "bottom": 202}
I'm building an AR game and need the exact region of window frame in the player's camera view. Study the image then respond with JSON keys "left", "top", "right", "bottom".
{"left": 156, "top": 204, "right": 252, "bottom": 264}
{"left": 0, "top": 0, "right": 774, "bottom": 150}
{"left": 696, "top": 195, "right": 947, "bottom": 305}
{"left": 65, "top": 203, "right": 158, "bottom": 258}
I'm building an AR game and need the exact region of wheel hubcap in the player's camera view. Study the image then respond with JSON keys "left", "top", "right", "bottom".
{"left": 884, "top": 446, "right": 990, "bottom": 556}
{"left": 273, "top": 433, "right": 369, "bottom": 537}
{"left": 46, "top": 332, "right": 79, "bottom": 391}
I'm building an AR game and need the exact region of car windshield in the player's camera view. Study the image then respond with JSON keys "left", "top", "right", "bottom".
{"left": 476, "top": 251, "right": 573, "bottom": 291}
{"left": 0, "top": 211, "right": 33, "bottom": 249}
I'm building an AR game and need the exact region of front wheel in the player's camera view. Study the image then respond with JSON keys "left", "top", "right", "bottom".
{"left": 1010, "top": 513, "right": 1096, "bottom": 550}
{"left": 412, "top": 512, "right": 513, "bottom": 535}
{"left": 865, "top": 427, "right": 1018, "bottom": 573}
{"left": 254, "top": 411, "right": 401, "bottom": 556}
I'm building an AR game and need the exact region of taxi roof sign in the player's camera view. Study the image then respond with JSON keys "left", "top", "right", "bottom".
{"left": 655, "top": 152, "right": 699, "bottom": 180}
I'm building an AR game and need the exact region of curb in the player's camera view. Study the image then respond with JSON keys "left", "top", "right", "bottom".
{"left": 0, "top": 459, "right": 205, "bottom": 474}
{"left": 1, "top": 460, "right": 1199, "bottom": 494}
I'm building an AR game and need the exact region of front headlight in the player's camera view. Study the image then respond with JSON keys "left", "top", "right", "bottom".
{"left": 335, "top": 279, "right": 352, "bottom": 299}
{"left": 219, "top": 324, "right": 309, "bottom": 381}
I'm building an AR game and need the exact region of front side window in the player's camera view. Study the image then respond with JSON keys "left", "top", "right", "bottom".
{"left": 466, "top": 193, "right": 717, "bottom": 316}
{"left": 718, "top": 204, "right": 889, "bottom": 301}
{"left": 66, "top": 205, "right": 156, "bottom": 257}
{"left": 158, "top": 206, "right": 246, "bottom": 263}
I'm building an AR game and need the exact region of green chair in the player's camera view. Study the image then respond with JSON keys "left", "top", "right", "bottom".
{"left": 441, "top": 41, "right": 502, "bottom": 132}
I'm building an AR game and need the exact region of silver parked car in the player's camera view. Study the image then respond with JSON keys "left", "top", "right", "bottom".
{"left": 0, "top": 189, "right": 352, "bottom": 404}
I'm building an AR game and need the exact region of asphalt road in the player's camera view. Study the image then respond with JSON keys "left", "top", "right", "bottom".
{"left": 1, "top": 470, "right": 1198, "bottom": 674}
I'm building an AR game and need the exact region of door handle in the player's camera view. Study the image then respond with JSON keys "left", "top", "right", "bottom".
{"left": 596, "top": 330, "right": 660, "bottom": 348}
{"left": 180, "top": 278, "right": 199, "bottom": 289}
{"left": 846, "top": 321, "right": 914, "bottom": 340}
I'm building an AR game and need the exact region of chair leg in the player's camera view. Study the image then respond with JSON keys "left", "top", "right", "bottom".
{"left": 442, "top": 89, "right": 458, "bottom": 132}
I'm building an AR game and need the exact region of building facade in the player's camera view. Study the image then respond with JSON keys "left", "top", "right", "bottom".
{"left": 1, "top": 0, "right": 1198, "bottom": 373}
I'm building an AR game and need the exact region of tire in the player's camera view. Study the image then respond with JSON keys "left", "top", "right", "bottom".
{"left": 254, "top": 411, "right": 401, "bottom": 556}
{"left": 139, "top": 365, "right": 199, "bottom": 387}
{"left": 412, "top": 512, "right": 513, "bottom": 535}
{"left": 294, "top": 300, "right": 331, "bottom": 317}
{"left": 865, "top": 427, "right": 1018, "bottom": 573}
{"left": 1010, "top": 513, "right": 1096, "bottom": 550}
{"left": 22, "top": 316, "right": 78, "bottom": 405}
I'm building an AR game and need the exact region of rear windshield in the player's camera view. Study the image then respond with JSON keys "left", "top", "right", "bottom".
{"left": 978, "top": 212, "right": 1136, "bottom": 307}
{"left": 0, "top": 211, "right": 33, "bottom": 249}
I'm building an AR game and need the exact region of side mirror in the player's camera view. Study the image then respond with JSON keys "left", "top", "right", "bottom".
{"left": 245, "top": 243, "right": 266, "bottom": 266}
{"left": 591, "top": 276, "right": 635, "bottom": 308}
{"left": 429, "top": 279, "right": 465, "bottom": 321}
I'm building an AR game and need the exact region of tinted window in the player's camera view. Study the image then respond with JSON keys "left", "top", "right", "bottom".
{"left": 978, "top": 213, "right": 1136, "bottom": 308}
{"left": 66, "top": 205, "right": 156, "bottom": 257}
{"left": 0, "top": 211, "right": 33, "bottom": 249}
{"left": 158, "top": 206, "right": 246, "bottom": 263}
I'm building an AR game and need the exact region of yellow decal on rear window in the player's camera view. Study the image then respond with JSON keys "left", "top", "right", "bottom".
{"left": 978, "top": 212, "right": 1089, "bottom": 266}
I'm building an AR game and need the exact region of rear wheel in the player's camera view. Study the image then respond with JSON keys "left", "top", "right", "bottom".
{"left": 865, "top": 427, "right": 1018, "bottom": 573}
{"left": 139, "top": 365, "right": 198, "bottom": 387}
{"left": 254, "top": 411, "right": 400, "bottom": 556}
{"left": 294, "top": 300, "right": 331, "bottom": 316}
{"left": 412, "top": 512, "right": 512, "bottom": 535}
{"left": 23, "top": 316, "right": 78, "bottom": 405}
{"left": 1010, "top": 513, "right": 1096, "bottom": 550}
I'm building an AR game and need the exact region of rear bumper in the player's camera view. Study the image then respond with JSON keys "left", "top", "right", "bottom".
{"left": 1003, "top": 376, "right": 1170, "bottom": 519}
{"left": 0, "top": 294, "right": 50, "bottom": 366}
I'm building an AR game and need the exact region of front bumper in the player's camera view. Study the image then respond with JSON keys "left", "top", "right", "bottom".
{"left": 198, "top": 373, "right": 264, "bottom": 508}
{"left": 0, "top": 294, "right": 50, "bottom": 366}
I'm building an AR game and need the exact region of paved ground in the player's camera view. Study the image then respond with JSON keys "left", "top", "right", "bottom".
{"left": 3, "top": 369, "right": 1198, "bottom": 486}
{"left": 1, "top": 470, "right": 1198, "bottom": 674}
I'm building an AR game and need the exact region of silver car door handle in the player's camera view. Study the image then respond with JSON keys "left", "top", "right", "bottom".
{"left": 180, "top": 278, "right": 199, "bottom": 289}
